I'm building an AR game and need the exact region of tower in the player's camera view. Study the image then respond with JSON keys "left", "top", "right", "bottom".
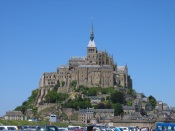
{"left": 87, "top": 25, "right": 97, "bottom": 65}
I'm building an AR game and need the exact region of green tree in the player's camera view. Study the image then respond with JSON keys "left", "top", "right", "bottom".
{"left": 148, "top": 95, "right": 156, "bottom": 110}
{"left": 127, "top": 101, "right": 132, "bottom": 106}
{"left": 45, "top": 90, "right": 58, "bottom": 103}
{"left": 128, "top": 88, "right": 136, "bottom": 98}
{"left": 45, "top": 90, "right": 69, "bottom": 103}
{"left": 57, "top": 93, "right": 68, "bottom": 102}
{"left": 87, "top": 87, "right": 98, "bottom": 96}
{"left": 28, "top": 89, "right": 38, "bottom": 102}
{"left": 61, "top": 81, "right": 65, "bottom": 86}
{"left": 104, "top": 101, "right": 112, "bottom": 109}
{"left": 110, "top": 91, "right": 126, "bottom": 104}
{"left": 101, "top": 88, "right": 108, "bottom": 94}
{"left": 75, "top": 85, "right": 88, "bottom": 95}
{"left": 15, "top": 106, "right": 26, "bottom": 114}
{"left": 84, "top": 99, "right": 91, "bottom": 108}
{"left": 108, "top": 87, "right": 115, "bottom": 94}
{"left": 71, "top": 80, "right": 77, "bottom": 88}
{"left": 96, "top": 103, "right": 105, "bottom": 109}
{"left": 62, "top": 97, "right": 91, "bottom": 110}
{"left": 140, "top": 108, "right": 147, "bottom": 116}
{"left": 112, "top": 103, "right": 123, "bottom": 116}
{"left": 15, "top": 89, "right": 39, "bottom": 115}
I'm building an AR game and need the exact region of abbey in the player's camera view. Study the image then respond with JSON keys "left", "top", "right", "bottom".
{"left": 36, "top": 26, "right": 132, "bottom": 105}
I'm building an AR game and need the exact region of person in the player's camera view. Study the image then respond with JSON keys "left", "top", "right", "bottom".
{"left": 137, "top": 127, "right": 140, "bottom": 131}
{"left": 150, "top": 127, "right": 155, "bottom": 131}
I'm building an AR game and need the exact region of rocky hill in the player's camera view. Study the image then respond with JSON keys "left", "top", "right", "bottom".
{"left": 14, "top": 84, "right": 162, "bottom": 122}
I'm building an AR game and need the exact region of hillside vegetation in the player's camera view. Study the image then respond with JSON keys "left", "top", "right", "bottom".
{"left": 14, "top": 85, "right": 156, "bottom": 120}
{"left": 15, "top": 89, "right": 38, "bottom": 117}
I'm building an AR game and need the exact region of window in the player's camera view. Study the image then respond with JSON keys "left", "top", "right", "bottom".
{"left": 0, "top": 127, "right": 5, "bottom": 130}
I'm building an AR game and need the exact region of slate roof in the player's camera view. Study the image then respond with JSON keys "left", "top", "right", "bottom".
{"left": 79, "top": 65, "right": 112, "bottom": 68}
{"left": 95, "top": 109, "right": 114, "bottom": 113}
{"left": 5, "top": 111, "right": 23, "bottom": 116}
{"left": 88, "top": 96, "right": 102, "bottom": 100}
{"left": 87, "top": 40, "right": 96, "bottom": 47}
{"left": 44, "top": 72, "right": 56, "bottom": 75}
{"left": 79, "top": 108, "right": 94, "bottom": 113}
{"left": 59, "top": 65, "right": 69, "bottom": 68}
{"left": 69, "top": 57, "right": 86, "bottom": 61}
{"left": 117, "top": 66, "right": 126, "bottom": 74}
{"left": 123, "top": 106, "right": 135, "bottom": 110}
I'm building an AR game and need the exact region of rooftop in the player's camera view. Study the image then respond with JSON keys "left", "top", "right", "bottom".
{"left": 5, "top": 111, "right": 23, "bottom": 116}
{"left": 69, "top": 57, "right": 86, "bottom": 60}
{"left": 87, "top": 40, "right": 96, "bottom": 47}
{"left": 79, "top": 65, "right": 112, "bottom": 68}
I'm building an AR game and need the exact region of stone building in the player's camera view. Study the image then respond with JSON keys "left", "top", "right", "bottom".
{"left": 88, "top": 96, "right": 102, "bottom": 105}
{"left": 4, "top": 111, "right": 23, "bottom": 120}
{"left": 95, "top": 109, "right": 114, "bottom": 120}
{"left": 78, "top": 108, "right": 94, "bottom": 124}
{"left": 78, "top": 108, "right": 114, "bottom": 124}
{"left": 36, "top": 26, "right": 132, "bottom": 106}
{"left": 123, "top": 106, "right": 135, "bottom": 115}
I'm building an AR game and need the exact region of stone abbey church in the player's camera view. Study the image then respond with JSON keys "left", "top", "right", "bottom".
{"left": 36, "top": 26, "right": 132, "bottom": 106}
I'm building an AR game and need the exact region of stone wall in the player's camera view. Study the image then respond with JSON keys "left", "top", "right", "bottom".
{"left": 62, "top": 108, "right": 78, "bottom": 119}
{"left": 37, "top": 103, "right": 56, "bottom": 112}
{"left": 99, "top": 119, "right": 175, "bottom": 128}
{"left": 112, "top": 120, "right": 155, "bottom": 128}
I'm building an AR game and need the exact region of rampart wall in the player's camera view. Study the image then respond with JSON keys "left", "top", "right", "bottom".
{"left": 99, "top": 119, "right": 175, "bottom": 129}
{"left": 37, "top": 103, "right": 56, "bottom": 112}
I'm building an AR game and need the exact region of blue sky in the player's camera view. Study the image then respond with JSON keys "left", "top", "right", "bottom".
{"left": 0, "top": 1, "right": 175, "bottom": 117}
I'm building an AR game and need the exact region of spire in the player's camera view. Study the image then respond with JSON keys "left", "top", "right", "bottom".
{"left": 90, "top": 17, "right": 94, "bottom": 41}
{"left": 90, "top": 26, "right": 94, "bottom": 41}
{"left": 87, "top": 17, "right": 96, "bottom": 47}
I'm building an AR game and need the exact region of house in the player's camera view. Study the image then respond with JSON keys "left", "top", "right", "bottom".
{"left": 88, "top": 96, "right": 102, "bottom": 105}
{"left": 4, "top": 111, "right": 23, "bottom": 120}
{"left": 136, "top": 93, "right": 144, "bottom": 99}
{"left": 123, "top": 106, "right": 135, "bottom": 114}
{"left": 78, "top": 108, "right": 94, "bottom": 124}
{"left": 125, "top": 94, "right": 133, "bottom": 102}
{"left": 78, "top": 108, "right": 114, "bottom": 124}
{"left": 133, "top": 98, "right": 142, "bottom": 112}
{"left": 95, "top": 109, "right": 114, "bottom": 120}
{"left": 145, "top": 102, "right": 152, "bottom": 111}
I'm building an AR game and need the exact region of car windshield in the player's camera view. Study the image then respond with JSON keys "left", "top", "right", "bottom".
{"left": 7, "top": 127, "right": 16, "bottom": 130}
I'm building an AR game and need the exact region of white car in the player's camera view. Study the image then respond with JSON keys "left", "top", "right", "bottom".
{"left": 0, "top": 126, "right": 18, "bottom": 130}
{"left": 106, "top": 128, "right": 115, "bottom": 131}
{"left": 58, "top": 127, "right": 68, "bottom": 131}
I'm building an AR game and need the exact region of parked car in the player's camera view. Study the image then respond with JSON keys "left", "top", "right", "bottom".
{"left": 105, "top": 128, "right": 115, "bottom": 131}
{"left": 23, "top": 125, "right": 37, "bottom": 131}
{"left": 0, "top": 126, "right": 18, "bottom": 130}
{"left": 36, "top": 125, "right": 58, "bottom": 131}
{"left": 17, "top": 126, "right": 24, "bottom": 130}
{"left": 119, "top": 127, "right": 129, "bottom": 131}
{"left": 114, "top": 128, "right": 122, "bottom": 131}
{"left": 58, "top": 127, "right": 68, "bottom": 131}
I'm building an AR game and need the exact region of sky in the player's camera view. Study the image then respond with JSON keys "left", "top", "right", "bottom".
{"left": 0, "top": 1, "right": 175, "bottom": 117}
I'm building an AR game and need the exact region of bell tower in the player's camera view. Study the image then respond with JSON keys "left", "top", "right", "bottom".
{"left": 87, "top": 25, "right": 97, "bottom": 65}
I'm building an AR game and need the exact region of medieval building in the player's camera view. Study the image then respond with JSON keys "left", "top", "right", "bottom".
{"left": 36, "top": 26, "right": 132, "bottom": 106}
